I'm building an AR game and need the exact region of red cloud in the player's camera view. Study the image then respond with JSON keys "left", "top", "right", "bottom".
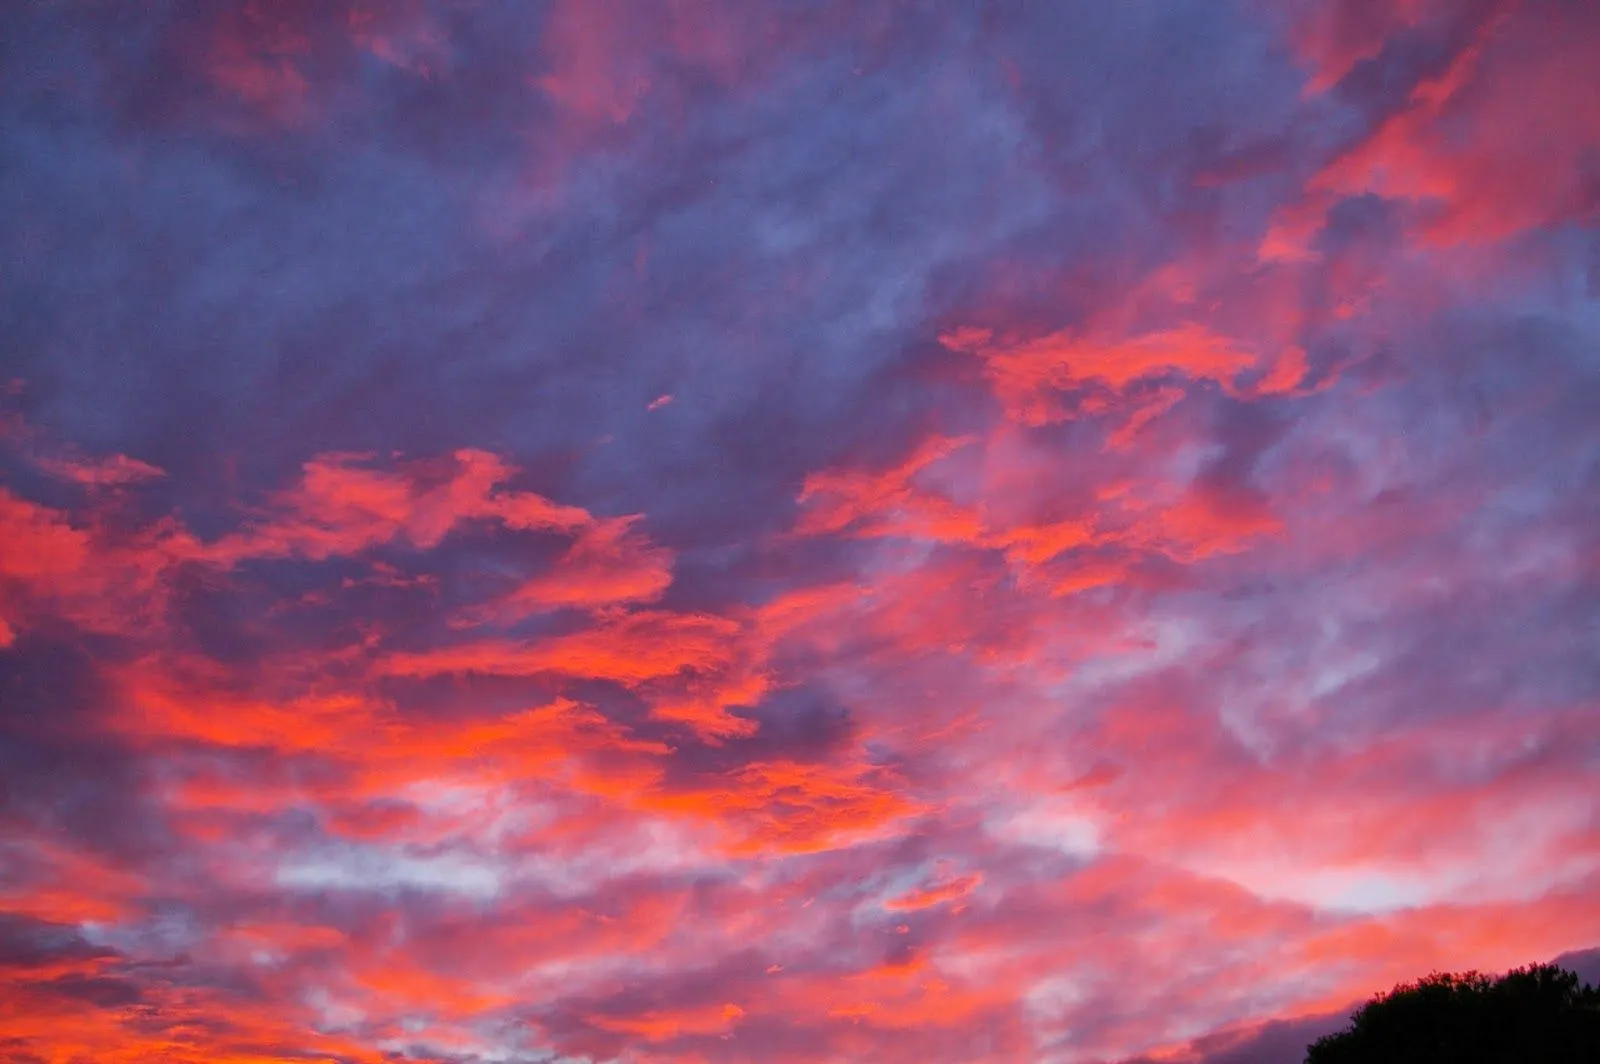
{"left": 3, "top": 1, "right": 1598, "bottom": 1054}
{"left": 588, "top": 1001, "right": 747, "bottom": 1041}
{"left": 213, "top": 449, "right": 592, "bottom": 562}
{"left": 653, "top": 759, "right": 927, "bottom": 856}
{"left": 1281, "top": 0, "right": 1444, "bottom": 94}
{"left": 489, "top": 517, "right": 674, "bottom": 615}
{"left": 794, "top": 423, "right": 1282, "bottom": 601}
{"left": 1277, "top": 2, "right": 1600, "bottom": 248}
{"left": 940, "top": 323, "right": 1264, "bottom": 426}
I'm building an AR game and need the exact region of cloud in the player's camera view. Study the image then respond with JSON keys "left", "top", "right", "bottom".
{"left": 35, "top": 453, "right": 166, "bottom": 486}
{"left": 487, "top": 517, "right": 674, "bottom": 615}
{"left": 1, "top": 0, "right": 1598, "bottom": 1061}
{"left": 941, "top": 324, "right": 1263, "bottom": 426}
{"left": 884, "top": 872, "right": 983, "bottom": 912}
{"left": 1273, "top": 0, "right": 1600, "bottom": 249}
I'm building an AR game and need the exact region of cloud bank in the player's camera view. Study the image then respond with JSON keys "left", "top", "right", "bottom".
{"left": 2, "top": 1, "right": 1597, "bottom": 1061}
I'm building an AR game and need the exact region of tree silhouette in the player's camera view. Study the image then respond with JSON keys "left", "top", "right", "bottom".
{"left": 1305, "top": 963, "right": 1600, "bottom": 1063}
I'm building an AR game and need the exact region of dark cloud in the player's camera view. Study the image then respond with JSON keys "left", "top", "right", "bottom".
{"left": 0, "top": 914, "right": 115, "bottom": 971}
{"left": 1553, "top": 947, "right": 1600, "bottom": 989}
{"left": 1115, "top": 1009, "right": 1351, "bottom": 1064}
{"left": 0, "top": 633, "right": 167, "bottom": 861}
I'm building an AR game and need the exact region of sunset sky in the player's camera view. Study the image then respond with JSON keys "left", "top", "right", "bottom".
{"left": 2, "top": 2, "right": 1599, "bottom": 1062}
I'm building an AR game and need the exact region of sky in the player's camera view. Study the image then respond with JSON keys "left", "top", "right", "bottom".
{"left": 1, "top": 1, "right": 1598, "bottom": 1062}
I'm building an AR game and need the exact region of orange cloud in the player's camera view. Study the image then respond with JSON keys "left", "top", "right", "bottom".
{"left": 589, "top": 1001, "right": 747, "bottom": 1041}
{"left": 380, "top": 608, "right": 737, "bottom": 683}
{"left": 653, "top": 759, "right": 926, "bottom": 856}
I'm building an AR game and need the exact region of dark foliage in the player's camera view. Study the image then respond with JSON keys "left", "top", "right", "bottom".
{"left": 1305, "top": 964, "right": 1600, "bottom": 1063}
